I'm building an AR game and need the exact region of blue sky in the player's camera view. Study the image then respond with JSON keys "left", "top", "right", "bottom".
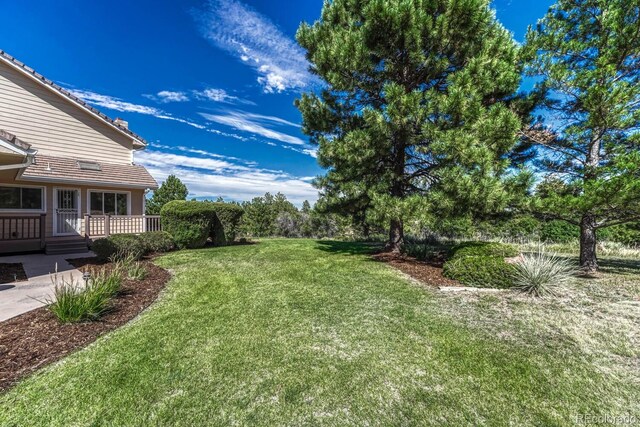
{"left": 1, "top": 0, "right": 553, "bottom": 205}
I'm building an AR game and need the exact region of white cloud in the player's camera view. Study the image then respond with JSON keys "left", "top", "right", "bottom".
{"left": 71, "top": 89, "right": 162, "bottom": 115}
{"left": 136, "top": 148, "right": 318, "bottom": 205}
{"left": 144, "top": 90, "right": 190, "bottom": 103}
{"left": 283, "top": 145, "right": 318, "bottom": 158}
{"left": 151, "top": 143, "right": 257, "bottom": 165}
{"left": 193, "top": 88, "right": 255, "bottom": 105}
{"left": 196, "top": 0, "right": 315, "bottom": 93}
{"left": 200, "top": 111, "right": 305, "bottom": 146}
{"left": 71, "top": 89, "right": 251, "bottom": 141}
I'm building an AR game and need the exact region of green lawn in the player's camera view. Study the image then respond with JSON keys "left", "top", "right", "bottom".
{"left": 1, "top": 239, "right": 638, "bottom": 426}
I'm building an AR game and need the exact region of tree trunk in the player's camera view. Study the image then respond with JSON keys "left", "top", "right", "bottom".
{"left": 579, "top": 214, "right": 598, "bottom": 273}
{"left": 386, "top": 218, "right": 404, "bottom": 253}
{"left": 385, "top": 132, "right": 406, "bottom": 253}
{"left": 579, "top": 129, "right": 602, "bottom": 273}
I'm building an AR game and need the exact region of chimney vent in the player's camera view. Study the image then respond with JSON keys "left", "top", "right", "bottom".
{"left": 114, "top": 118, "right": 128, "bottom": 129}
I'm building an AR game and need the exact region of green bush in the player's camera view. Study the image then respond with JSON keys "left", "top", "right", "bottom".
{"left": 91, "top": 234, "right": 146, "bottom": 261}
{"left": 500, "top": 216, "right": 541, "bottom": 239}
{"left": 449, "top": 241, "right": 519, "bottom": 260}
{"left": 109, "top": 234, "right": 146, "bottom": 260}
{"left": 161, "top": 200, "right": 218, "bottom": 249}
{"left": 91, "top": 238, "right": 117, "bottom": 262}
{"left": 443, "top": 255, "right": 516, "bottom": 289}
{"left": 207, "top": 202, "right": 244, "bottom": 245}
{"left": 540, "top": 220, "right": 579, "bottom": 243}
{"left": 138, "top": 231, "right": 176, "bottom": 253}
{"left": 598, "top": 224, "right": 640, "bottom": 246}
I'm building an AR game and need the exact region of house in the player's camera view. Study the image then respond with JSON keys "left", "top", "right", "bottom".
{"left": 0, "top": 50, "right": 159, "bottom": 254}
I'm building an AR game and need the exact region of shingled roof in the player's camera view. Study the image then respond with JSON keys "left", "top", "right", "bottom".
{"left": 0, "top": 50, "right": 147, "bottom": 148}
{"left": 0, "top": 128, "right": 33, "bottom": 153}
{"left": 18, "top": 155, "right": 158, "bottom": 190}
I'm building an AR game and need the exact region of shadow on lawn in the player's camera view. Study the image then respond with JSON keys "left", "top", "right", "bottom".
{"left": 315, "top": 240, "right": 383, "bottom": 256}
{"left": 598, "top": 257, "right": 640, "bottom": 276}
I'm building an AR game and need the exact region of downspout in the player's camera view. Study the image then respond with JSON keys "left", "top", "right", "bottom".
{"left": 0, "top": 149, "right": 37, "bottom": 170}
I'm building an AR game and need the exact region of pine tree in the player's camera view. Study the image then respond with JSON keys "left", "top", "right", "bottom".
{"left": 296, "top": 0, "right": 522, "bottom": 252}
{"left": 146, "top": 175, "right": 188, "bottom": 215}
{"left": 523, "top": 0, "right": 640, "bottom": 272}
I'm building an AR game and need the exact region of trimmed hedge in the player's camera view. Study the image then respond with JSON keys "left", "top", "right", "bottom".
{"left": 91, "top": 231, "right": 176, "bottom": 261}
{"left": 443, "top": 255, "right": 516, "bottom": 289}
{"left": 207, "top": 202, "right": 244, "bottom": 245}
{"left": 92, "top": 234, "right": 146, "bottom": 261}
{"left": 160, "top": 201, "right": 217, "bottom": 249}
{"left": 160, "top": 200, "right": 244, "bottom": 248}
{"left": 91, "top": 238, "right": 118, "bottom": 262}
{"left": 449, "top": 241, "right": 519, "bottom": 260}
{"left": 442, "top": 241, "right": 520, "bottom": 289}
{"left": 138, "top": 231, "right": 176, "bottom": 253}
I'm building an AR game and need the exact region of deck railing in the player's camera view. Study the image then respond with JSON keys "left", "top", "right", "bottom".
{"left": 0, "top": 214, "right": 46, "bottom": 247}
{"left": 84, "top": 215, "right": 162, "bottom": 237}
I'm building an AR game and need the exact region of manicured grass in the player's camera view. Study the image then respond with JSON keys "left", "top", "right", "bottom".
{"left": 1, "top": 239, "right": 638, "bottom": 425}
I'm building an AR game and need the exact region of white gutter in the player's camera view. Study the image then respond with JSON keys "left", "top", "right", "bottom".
{"left": 0, "top": 149, "right": 37, "bottom": 170}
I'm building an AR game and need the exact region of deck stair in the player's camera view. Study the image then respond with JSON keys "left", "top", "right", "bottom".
{"left": 45, "top": 238, "right": 88, "bottom": 255}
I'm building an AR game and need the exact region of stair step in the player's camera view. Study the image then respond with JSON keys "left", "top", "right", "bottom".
{"left": 46, "top": 240, "right": 88, "bottom": 255}
{"left": 47, "top": 241, "right": 87, "bottom": 249}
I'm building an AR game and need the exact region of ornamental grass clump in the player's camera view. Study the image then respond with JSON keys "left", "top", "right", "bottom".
{"left": 110, "top": 251, "right": 147, "bottom": 281}
{"left": 512, "top": 250, "right": 577, "bottom": 297}
{"left": 46, "top": 264, "right": 123, "bottom": 323}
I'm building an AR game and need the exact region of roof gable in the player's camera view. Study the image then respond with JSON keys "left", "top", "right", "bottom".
{"left": 0, "top": 50, "right": 146, "bottom": 148}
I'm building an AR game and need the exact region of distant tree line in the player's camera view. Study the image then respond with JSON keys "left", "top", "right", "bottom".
{"left": 236, "top": 192, "right": 370, "bottom": 239}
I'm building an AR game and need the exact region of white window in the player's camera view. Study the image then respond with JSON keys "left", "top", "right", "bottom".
{"left": 89, "top": 191, "right": 129, "bottom": 215}
{"left": 0, "top": 186, "right": 44, "bottom": 211}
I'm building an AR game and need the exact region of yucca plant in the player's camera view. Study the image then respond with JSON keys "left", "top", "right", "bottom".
{"left": 512, "top": 249, "right": 577, "bottom": 297}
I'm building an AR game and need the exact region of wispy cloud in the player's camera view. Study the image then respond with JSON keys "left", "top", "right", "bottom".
{"left": 71, "top": 89, "right": 162, "bottom": 115}
{"left": 283, "top": 145, "right": 318, "bottom": 159}
{"left": 193, "top": 88, "right": 255, "bottom": 105}
{"left": 144, "top": 90, "right": 190, "bottom": 103}
{"left": 200, "top": 111, "right": 305, "bottom": 146}
{"left": 136, "top": 147, "right": 318, "bottom": 205}
{"left": 71, "top": 89, "right": 317, "bottom": 156}
{"left": 71, "top": 89, "right": 251, "bottom": 141}
{"left": 195, "top": 0, "right": 315, "bottom": 93}
{"left": 150, "top": 143, "right": 257, "bottom": 165}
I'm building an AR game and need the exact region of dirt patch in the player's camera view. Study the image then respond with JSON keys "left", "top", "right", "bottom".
{"left": 0, "top": 259, "right": 171, "bottom": 392}
{"left": 373, "top": 252, "right": 460, "bottom": 287}
{"left": 0, "top": 263, "right": 27, "bottom": 284}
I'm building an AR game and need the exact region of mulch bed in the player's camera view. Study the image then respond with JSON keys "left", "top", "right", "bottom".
{"left": 372, "top": 252, "right": 460, "bottom": 287}
{"left": 0, "top": 263, "right": 28, "bottom": 284}
{"left": 0, "top": 258, "right": 171, "bottom": 391}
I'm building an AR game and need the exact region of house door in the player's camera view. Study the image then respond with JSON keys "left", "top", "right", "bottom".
{"left": 54, "top": 188, "right": 80, "bottom": 236}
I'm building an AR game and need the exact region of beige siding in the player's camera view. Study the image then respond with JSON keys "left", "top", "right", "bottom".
{"left": 0, "top": 170, "right": 145, "bottom": 239}
{"left": 0, "top": 61, "right": 135, "bottom": 165}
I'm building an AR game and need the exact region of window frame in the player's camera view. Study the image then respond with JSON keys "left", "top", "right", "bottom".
{"left": 0, "top": 183, "right": 46, "bottom": 213}
{"left": 87, "top": 189, "right": 131, "bottom": 216}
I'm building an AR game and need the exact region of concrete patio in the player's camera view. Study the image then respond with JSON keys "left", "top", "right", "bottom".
{"left": 0, "top": 252, "right": 94, "bottom": 322}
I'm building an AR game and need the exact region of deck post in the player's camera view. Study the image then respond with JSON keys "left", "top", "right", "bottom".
{"left": 84, "top": 214, "right": 91, "bottom": 245}
{"left": 142, "top": 215, "right": 147, "bottom": 233}
{"left": 39, "top": 213, "right": 46, "bottom": 249}
{"left": 105, "top": 214, "right": 111, "bottom": 237}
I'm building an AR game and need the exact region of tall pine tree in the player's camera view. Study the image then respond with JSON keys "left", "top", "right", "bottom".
{"left": 523, "top": 0, "right": 640, "bottom": 271}
{"left": 296, "top": 0, "right": 522, "bottom": 252}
